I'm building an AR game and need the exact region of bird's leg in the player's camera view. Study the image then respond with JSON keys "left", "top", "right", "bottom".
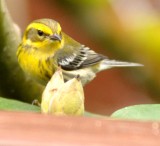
{"left": 32, "top": 99, "right": 41, "bottom": 107}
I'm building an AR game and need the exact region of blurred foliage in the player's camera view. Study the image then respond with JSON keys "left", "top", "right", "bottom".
{"left": 1, "top": 96, "right": 160, "bottom": 121}
{"left": 0, "top": 97, "right": 40, "bottom": 112}
{"left": 111, "top": 104, "right": 160, "bottom": 121}
{"left": 52, "top": 0, "right": 160, "bottom": 101}
{"left": 0, "top": 0, "right": 44, "bottom": 102}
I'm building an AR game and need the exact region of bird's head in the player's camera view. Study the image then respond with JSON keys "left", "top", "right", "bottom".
{"left": 22, "top": 19, "right": 63, "bottom": 53}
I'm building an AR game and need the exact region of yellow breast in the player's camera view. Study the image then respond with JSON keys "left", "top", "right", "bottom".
{"left": 17, "top": 44, "right": 55, "bottom": 84}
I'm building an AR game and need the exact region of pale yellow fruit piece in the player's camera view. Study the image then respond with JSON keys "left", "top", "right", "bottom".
{"left": 41, "top": 68, "right": 64, "bottom": 113}
{"left": 48, "top": 77, "right": 85, "bottom": 116}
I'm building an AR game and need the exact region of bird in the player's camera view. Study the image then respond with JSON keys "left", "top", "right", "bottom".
{"left": 17, "top": 18, "right": 143, "bottom": 86}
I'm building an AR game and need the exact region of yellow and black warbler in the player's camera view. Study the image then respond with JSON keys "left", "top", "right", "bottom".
{"left": 17, "top": 19, "right": 142, "bottom": 85}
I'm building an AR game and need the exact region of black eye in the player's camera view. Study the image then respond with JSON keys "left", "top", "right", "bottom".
{"left": 37, "top": 30, "right": 44, "bottom": 36}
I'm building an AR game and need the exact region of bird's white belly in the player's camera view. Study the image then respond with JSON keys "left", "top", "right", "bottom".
{"left": 62, "top": 68, "right": 96, "bottom": 86}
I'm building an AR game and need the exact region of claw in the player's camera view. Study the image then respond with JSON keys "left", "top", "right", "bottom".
{"left": 32, "top": 99, "right": 41, "bottom": 107}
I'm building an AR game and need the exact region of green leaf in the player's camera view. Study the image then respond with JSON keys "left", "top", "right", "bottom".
{"left": 0, "top": 97, "right": 40, "bottom": 112}
{"left": 111, "top": 104, "right": 160, "bottom": 121}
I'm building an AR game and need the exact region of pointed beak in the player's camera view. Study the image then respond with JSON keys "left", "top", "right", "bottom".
{"left": 50, "top": 33, "right": 62, "bottom": 41}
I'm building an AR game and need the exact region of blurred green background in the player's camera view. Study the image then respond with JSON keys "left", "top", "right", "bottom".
{"left": 2, "top": 0, "right": 160, "bottom": 115}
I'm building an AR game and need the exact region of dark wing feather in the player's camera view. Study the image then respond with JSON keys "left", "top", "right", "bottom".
{"left": 56, "top": 45, "right": 106, "bottom": 71}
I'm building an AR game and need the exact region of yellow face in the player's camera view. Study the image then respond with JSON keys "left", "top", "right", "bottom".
{"left": 22, "top": 19, "right": 63, "bottom": 54}
{"left": 17, "top": 19, "right": 64, "bottom": 83}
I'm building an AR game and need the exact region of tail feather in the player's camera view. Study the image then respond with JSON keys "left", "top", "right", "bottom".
{"left": 99, "top": 59, "right": 143, "bottom": 71}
